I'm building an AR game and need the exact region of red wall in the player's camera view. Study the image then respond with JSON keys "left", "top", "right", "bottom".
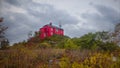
{"left": 40, "top": 25, "right": 64, "bottom": 39}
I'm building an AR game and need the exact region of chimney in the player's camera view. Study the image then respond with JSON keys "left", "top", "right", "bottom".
{"left": 50, "top": 22, "right": 52, "bottom": 25}
{"left": 59, "top": 24, "right": 61, "bottom": 28}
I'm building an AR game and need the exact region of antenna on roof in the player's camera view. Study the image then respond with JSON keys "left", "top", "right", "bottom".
{"left": 49, "top": 16, "right": 53, "bottom": 26}
{"left": 59, "top": 21, "right": 62, "bottom": 28}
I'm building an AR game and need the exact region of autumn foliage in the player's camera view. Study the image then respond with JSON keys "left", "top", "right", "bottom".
{"left": 0, "top": 30, "right": 120, "bottom": 68}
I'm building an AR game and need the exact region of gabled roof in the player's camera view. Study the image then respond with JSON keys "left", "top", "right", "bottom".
{"left": 43, "top": 24, "right": 63, "bottom": 30}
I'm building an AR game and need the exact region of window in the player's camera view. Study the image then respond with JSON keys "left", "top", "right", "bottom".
{"left": 56, "top": 29, "right": 58, "bottom": 32}
{"left": 44, "top": 33, "right": 46, "bottom": 37}
{"left": 51, "top": 32, "right": 53, "bottom": 35}
{"left": 51, "top": 28, "right": 53, "bottom": 31}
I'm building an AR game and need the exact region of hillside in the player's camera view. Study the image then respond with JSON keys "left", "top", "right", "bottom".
{"left": 0, "top": 30, "right": 120, "bottom": 68}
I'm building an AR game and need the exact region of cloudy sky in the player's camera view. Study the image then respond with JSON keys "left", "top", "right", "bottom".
{"left": 0, "top": 0, "right": 120, "bottom": 44}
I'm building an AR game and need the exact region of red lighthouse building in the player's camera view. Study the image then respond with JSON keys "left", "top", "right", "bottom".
{"left": 40, "top": 22, "right": 64, "bottom": 39}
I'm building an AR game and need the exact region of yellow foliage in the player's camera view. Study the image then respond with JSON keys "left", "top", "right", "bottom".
{"left": 72, "top": 62, "right": 85, "bottom": 68}
{"left": 0, "top": 47, "right": 120, "bottom": 68}
{"left": 59, "top": 57, "right": 70, "bottom": 68}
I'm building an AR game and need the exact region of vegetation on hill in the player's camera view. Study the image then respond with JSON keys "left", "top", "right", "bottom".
{"left": 0, "top": 23, "right": 120, "bottom": 68}
{"left": 25, "top": 31, "right": 118, "bottom": 52}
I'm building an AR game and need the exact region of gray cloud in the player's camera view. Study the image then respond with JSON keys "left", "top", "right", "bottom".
{"left": 25, "top": 2, "right": 79, "bottom": 25}
{"left": 94, "top": 4, "right": 120, "bottom": 24}
{"left": 81, "top": 4, "right": 120, "bottom": 32}
{"left": 63, "top": 24, "right": 97, "bottom": 38}
{"left": 4, "top": 0, "right": 21, "bottom": 6}
{"left": 4, "top": 0, "right": 79, "bottom": 25}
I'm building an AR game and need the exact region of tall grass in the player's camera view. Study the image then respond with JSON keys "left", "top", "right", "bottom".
{"left": 0, "top": 47, "right": 120, "bottom": 68}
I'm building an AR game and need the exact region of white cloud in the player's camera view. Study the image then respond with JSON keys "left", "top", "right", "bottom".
{"left": 8, "top": 6, "right": 27, "bottom": 13}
